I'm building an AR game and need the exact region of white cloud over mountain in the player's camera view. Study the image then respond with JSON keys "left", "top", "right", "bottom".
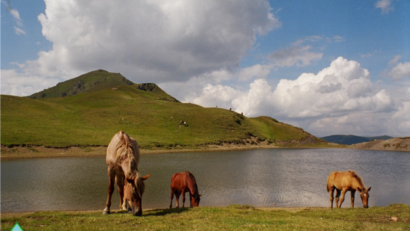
{"left": 1, "top": 0, "right": 280, "bottom": 97}
{"left": 183, "top": 57, "right": 407, "bottom": 136}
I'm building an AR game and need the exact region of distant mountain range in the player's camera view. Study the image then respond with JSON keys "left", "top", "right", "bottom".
{"left": 321, "top": 135, "right": 393, "bottom": 145}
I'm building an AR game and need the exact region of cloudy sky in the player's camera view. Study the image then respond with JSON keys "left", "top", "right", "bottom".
{"left": 1, "top": 0, "right": 409, "bottom": 137}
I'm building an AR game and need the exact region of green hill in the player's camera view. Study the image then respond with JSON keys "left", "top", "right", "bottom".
{"left": 1, "top": 70, "right": 324, "bottom": 149}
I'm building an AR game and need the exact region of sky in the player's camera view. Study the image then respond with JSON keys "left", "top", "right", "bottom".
{"left": 1, "top": 0, "right": 409, "bottom": 138}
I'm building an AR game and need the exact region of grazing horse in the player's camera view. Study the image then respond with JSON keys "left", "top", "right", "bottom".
{"left": 169, "top": 171, "right": 202, "bottom": 208}
{"left": 102, "top": 131, "right": 150, "bottom": 216}
{"left": 326, "top": 170, "right": 371, "bottom": 209}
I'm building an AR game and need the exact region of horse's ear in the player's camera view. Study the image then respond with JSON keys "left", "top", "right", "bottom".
{"left": 367, "top": 187, "right": 371, "bottom": 192}
{"left": 142, "top": 174, "right": 151, "bottom": 181}
{"left": 357, "top": 187, "right": 362, "bottom": 192}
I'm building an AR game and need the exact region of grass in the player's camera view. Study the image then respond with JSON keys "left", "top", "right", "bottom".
{"left": 2, "top": 204, "right": 409, "bottom": 230}
{"left": 1, "top": 83, "right": 325, "bottom": 149}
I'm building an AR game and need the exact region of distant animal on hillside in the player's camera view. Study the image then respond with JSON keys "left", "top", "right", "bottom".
{"left": 102, "top": 131, "right": 150, "bottom": 216}
{"left": 326, "top": 170, "right": 371, "bottom": 208}
{"left": 170, "top": 171, "right": 202, "bottom": 209}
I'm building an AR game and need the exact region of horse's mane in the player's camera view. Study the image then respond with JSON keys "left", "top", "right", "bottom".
{"left": 134, "top": 172, "right": 146, "bottom": 198}
{"left": 347, "top": 170, "right": 365, "bottom": 188}
{"left": 186, "top": 171, "right": 199, "bottom": 194}
{"left": 115, "top": 131, "right": 138, "bottom": 179}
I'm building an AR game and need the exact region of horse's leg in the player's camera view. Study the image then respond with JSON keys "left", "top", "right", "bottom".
{"left": 117, "top": 175, "right": 126, "bottom": 210}
{"left": 103, "top": 168, "right": 116, "bottom": 214}
{"left": 189, "top": 192, "right": 193, "bottom": 208}
{"left": 350, "top": 190, "right": 356, "bottom": 208}
{"left": 338, "top": 189, "right": 347, "bottom": 208}
{"left": 329, "top": 186, "right": 335, "bottom": 209}
{"left": 175, "top": 190, "right": 181, "bottom": 208}
{"left": 181, "top": 189, "right": 186, "bottom": 208}
{"left": 170, "top": 189, "right": 175, "bottom": 209}
{"left": 335, "top": 189, "right": 341, "bottom": 208}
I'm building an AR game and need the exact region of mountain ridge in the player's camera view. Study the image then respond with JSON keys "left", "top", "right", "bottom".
{"left": 321, "top": 134, "right": 393, "bottom": 145}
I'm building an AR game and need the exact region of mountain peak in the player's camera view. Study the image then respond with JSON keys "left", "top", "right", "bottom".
{"left": 30, "top": 70, "right": 135, "bottom": 99}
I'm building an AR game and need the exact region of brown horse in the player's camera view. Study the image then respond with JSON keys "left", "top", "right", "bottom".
{"left": 326, "top": 170, "right": 371, "bottom": 208}
{"left": 169, "top": 171, "right": 202, "bottom": 208}
{"left": 102, "top": 131, "right": 150, "bottom": 216}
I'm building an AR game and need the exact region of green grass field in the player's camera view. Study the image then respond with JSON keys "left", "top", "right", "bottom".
{"left": 2, "top": 204, "right": 409, "bottom": 230}
{"left": 1, "top": 70, "right": 325, "bottom": 149}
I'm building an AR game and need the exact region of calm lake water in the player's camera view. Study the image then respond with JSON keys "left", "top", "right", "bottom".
{"left": 1, "top": 149, "right": 409, "bottom": 212}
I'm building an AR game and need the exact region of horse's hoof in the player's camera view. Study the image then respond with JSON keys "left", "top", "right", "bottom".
{"left": 102, "top": 210, "right": 110, "bottom": 215}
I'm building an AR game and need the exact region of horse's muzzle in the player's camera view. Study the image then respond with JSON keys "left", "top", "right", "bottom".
{"left": 133, "top": 209, "right": 142, "bottom": 216}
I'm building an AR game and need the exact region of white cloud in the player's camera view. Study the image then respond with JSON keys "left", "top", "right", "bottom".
{"left": 270, "top": 45, "right": 323, "bottom": 68}
{"left": 160, "top": 63, "right": 272, "bottom": 103}
{"left": 0, "top": 69, "right": 60, "bottom": 96}
{"left": 269, "top": 38, "right": 323, "bottom": 68}
{"left": 388, "top": 55, "right": 402, "bottom": 66}
{"left": 387, "top": 62, "right": 410, "bottom": 80}
{"left": 185, "top": 57, "right": 407, "bottom": 136}
{"left": 2, "top": 0, "right": 281, "bottom": 96}
{"left": 14, "top": 26, "right": 26, "bottom": 35}
{"left": 3, "top": 1, "right": 25, "bottom": 35}
{"left": 375, "top": 0, "right": 394, "bottom": 14}
{"left": 3, "top": 1, "right": 23, "bottom": 26}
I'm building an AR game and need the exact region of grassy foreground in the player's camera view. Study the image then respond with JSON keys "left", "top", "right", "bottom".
{"left": 2, "top": 204, "right": 409, "bottom": 231}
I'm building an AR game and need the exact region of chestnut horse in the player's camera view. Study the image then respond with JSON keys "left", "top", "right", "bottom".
{"left": 169, "top": 171, "right": 202, "bottom": 208}
{"left": 326, "top": 170, "right": 371, "bottom": 208}
{"left": 102, "top": 131, "right": 150, "bottom": 216}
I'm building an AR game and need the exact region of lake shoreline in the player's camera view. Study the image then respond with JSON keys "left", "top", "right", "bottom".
{"left": 0, "top": 143, "right": 336, "bottom": 159}
{"left": 2, "top": 141, "right": 409, "bottom": 159}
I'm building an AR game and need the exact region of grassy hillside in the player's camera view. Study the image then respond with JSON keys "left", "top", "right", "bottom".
{"left": 1, "top": 71, "right": 323, "bottom": 149}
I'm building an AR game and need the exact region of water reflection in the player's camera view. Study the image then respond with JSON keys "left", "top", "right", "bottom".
{"left": 1, "top": 149, "right": 409, "bottom": 212}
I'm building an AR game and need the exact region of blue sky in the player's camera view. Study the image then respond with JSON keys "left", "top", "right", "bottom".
{"left": 1, "top": 0, "right": 409, "bottom": 137}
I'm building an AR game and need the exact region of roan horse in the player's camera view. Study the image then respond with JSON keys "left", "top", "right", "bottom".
{"left": 326, "top": 170, "right": 371, "bottom": 208}
{"left": 169, "top": 171, "right": 202, "bottom": 208}
{"left": 102, "top": 131, "right": 150, "bottom": 216}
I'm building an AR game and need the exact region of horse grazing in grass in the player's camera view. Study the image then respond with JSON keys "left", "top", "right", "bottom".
{"left": 327, "top": 170, "right": 371, "bottom": 209}
{"left": 102, "top": 131, "right": 150, "bottom": 216}
{"left": 169, "top": 171, "right": 202, "bottom": 209}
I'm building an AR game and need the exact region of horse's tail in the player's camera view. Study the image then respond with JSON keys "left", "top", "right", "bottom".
{"left": 326, "top": 172, "right": 335, "bottom": 192}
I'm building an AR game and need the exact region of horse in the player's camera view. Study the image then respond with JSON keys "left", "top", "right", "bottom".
{"left": 326, "top": 170, "right": 371, "bottom": 209}
{"left": 169, "top": 171, "right": 202, "bottom": 209}
{"left": 102, "top": 131, "right": 150, "bottom": 216}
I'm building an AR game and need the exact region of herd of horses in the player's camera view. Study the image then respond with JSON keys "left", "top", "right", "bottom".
{"left": 102, "top": 131, "right": 371, "bottom": 216}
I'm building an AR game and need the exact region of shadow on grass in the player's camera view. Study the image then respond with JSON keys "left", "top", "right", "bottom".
{"left": 145, "top": 208, "right": 190, "bottom": 216}
{"left": 109, "top": 208, "right": 190, "bottom": 217}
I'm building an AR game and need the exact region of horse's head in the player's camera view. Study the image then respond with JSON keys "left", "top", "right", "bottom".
{"left": 190, "top": 193, "right": 202, "bottom": 207}
{"left": 124, "top": 174, "right": 150, "bottom": 216}
{"left": 357, "top": 187, "right": 371, "bottom": 208}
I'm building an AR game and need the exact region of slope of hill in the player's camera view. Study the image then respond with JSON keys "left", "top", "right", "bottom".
{"left": 321, "top": 135, "right": 393, "bottom": 145}
{"left": 1, "top": 70, "right": 325, "bottom": 150}
{"left": 351, "top": 137, "right": 409, "bottom": 151}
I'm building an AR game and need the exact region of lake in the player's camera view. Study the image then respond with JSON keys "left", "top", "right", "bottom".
{"left": 1, "top": 148, "right": 409, "bottom": 213}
